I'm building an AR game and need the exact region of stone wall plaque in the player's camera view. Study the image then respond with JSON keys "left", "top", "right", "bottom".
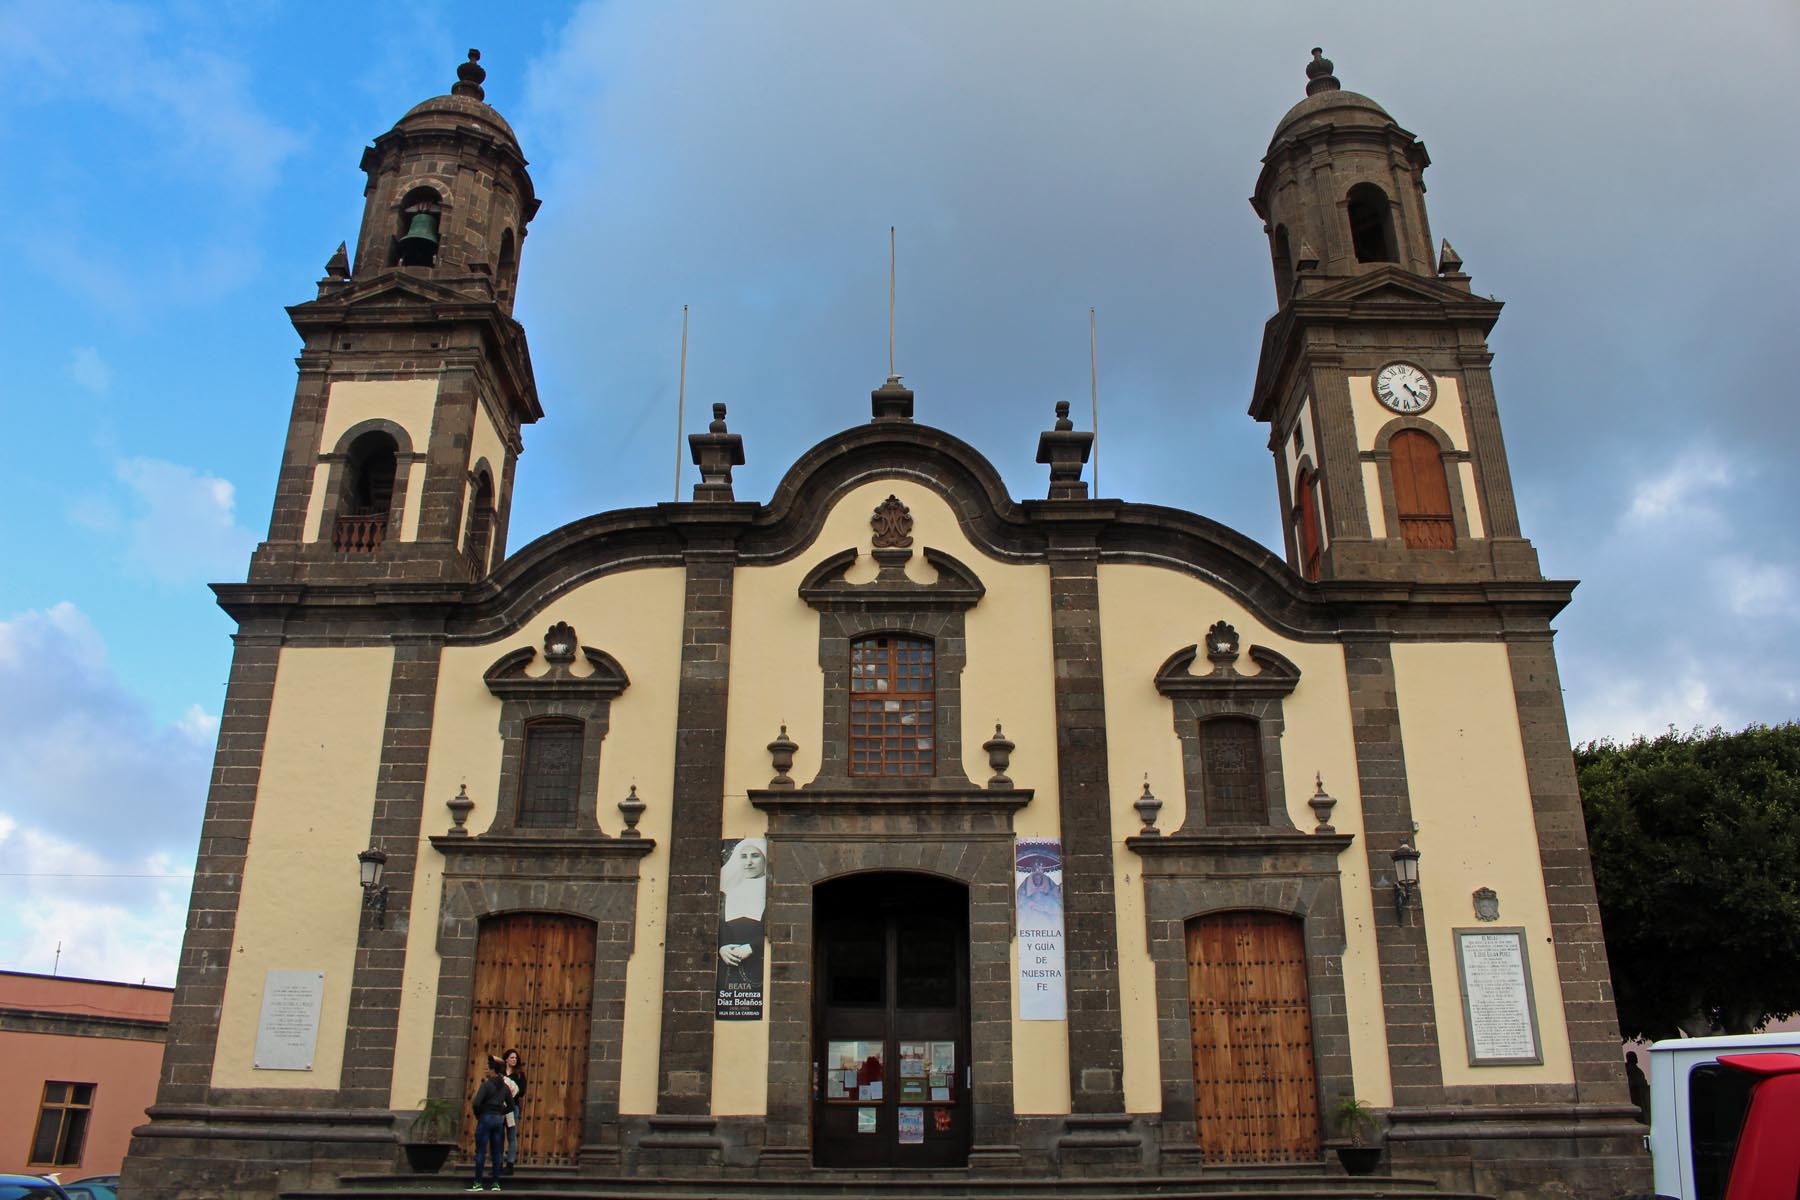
{"left": 1454, "top": 928, "right": 1543, "bottom": 1066}
{"left": 253, "top": 969, "right": 325, "bottom": 1070}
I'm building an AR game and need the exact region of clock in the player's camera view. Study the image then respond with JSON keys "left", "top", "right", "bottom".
{"left": 1374, "top": 362, "right": 1435, "bottom": 414}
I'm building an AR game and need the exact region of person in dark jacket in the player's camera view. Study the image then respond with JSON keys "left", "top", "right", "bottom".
{"left": 502, "top": 1048, "right": 528, "bottom": 1173}
{"left": 468, "top": 1053, "right": 510, "bottom": 1191}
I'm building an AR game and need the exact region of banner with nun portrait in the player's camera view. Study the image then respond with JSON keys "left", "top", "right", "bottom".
{"left": 717, "top": 837, "right": 768, "bottom": 1020}
{"left": 1015, "top": 838, "right": 1067, "bottom": 1020}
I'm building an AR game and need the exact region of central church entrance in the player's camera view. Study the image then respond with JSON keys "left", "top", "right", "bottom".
{"left": 813, "top": 873, "right": 971, "bottom": 1168}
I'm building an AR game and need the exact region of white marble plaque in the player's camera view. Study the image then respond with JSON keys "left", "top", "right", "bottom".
{"left": 253, "top": 969, "right": 325, "bottom": 1070}
{"left": 1455, "top": 929, "right": 1543, "bottom": 1065}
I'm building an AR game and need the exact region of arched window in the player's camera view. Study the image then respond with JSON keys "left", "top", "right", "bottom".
{"left": 1294, "top": 468, "right": 1323, "bottom": 581}
{"left": 1390, "top": 430, "right": 1456, "bottom": 549}
{"left": 1199, "top": 717, "right": 1264, "bottom": 826}
{"left": 849, "top": 635, "right": 934, "bottom": 777}
{"left": 497, "top": 228, "right": 517, "bottom": 305}
{"left": 334, "top": 430, "right": 398, "bottom": 553}
{"left": 465, "top": 469, "right": 495, "bottom": 575}
{"left": 518, "top": 717, "right": 584, "bottom": 827}
{"left": 1346, "top": 183, "right": 1397, "bottom": 264}
{"left": 1271, "top": 225, "right": 1294, "bottom": 305}
{"left": 394, "top": 187, "right": 442, "bottom": 267}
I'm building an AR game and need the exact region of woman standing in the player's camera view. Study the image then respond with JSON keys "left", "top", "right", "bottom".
{"left": 502, "top": 1048, "right": 528, "bottom": 1173}
{"left": 468, "top": 1053, "right": 510, "bottom": 1192}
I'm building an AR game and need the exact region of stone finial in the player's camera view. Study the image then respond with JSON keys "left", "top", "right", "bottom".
{"left": 618, "top": 785, "right": 646, "bottom": 838}
{"left": 870, "top": 495, "right": 914, "bottom": 549}
{"left": 1134, "top": 777, "right": 1163, "bottom": 835}
{"left": 688, "top": 402, "right": 745, "bottom": 501}
{"left": 871, "top": 375, "right": 914, "bottom": 422}
{"left": 1035, "top": 401, "right": 1093, "bottom": 501}
{"left": 1438, "top": 239, "right": 1464, "bottom": 275}
{"left": 446, "top": 783, "right": 475, "bottom": 836}
{"left": 767, "top": 725, "right": 799, "bottom": 790}
{"left": 324, "top": 242, "right": 350, "bottom": 279}
{"left": 1295, "top": 238, "right": 1321, "bottom": 273}
{"left": 1308, "top": 773, "right": 1339, "bottom": 834}
{"left": 1305, "top": 47, "right": 1339, "bottom": 96}
{"left": 982, "top": 722, "right": 1015, "bottom": 790}
{"left": 453, "top": 49, "right": 487, "bottom": 101}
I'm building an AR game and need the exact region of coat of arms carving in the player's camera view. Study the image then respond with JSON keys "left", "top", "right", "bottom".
{"left": 870, "top": 494, "right": 914, "bottom": 548}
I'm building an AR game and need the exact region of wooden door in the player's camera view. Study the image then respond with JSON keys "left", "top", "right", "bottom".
{"left": 1390, "top": 430, "right": 1456, "bottom": 549}
{"left": 1187, "top": 912, "right": 1320, "bottom": 1164}
{"left": 461, "top": 913, "right": 596, "bottom": 1165}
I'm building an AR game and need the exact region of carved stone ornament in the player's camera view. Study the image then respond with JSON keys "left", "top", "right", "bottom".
{"left": 543, "top": 621, "right": 578, "bottom": 665}
{"left": 767, "top": 725, "right": 799, "bottom": 790}
{"left": 1134, "top": 778, "right": 1163, "bottom": 836}
{"left": 1472, "top": 886, "right": 1500, "bottom": 922}
{"left": 870, "top": 494, "right": 914, "bottom": 549}
{"left": 1308, "top": 773, "right": 1338, "bottom": 834}
{"left": 1205, "top": 620, "right": 1241, "bottom": 666}
{"left": 617, "top": 785, "right": 647, "bottom": 838}
{"left": 445, "top": 783, "right": 475, "bottom": 837}
{"left": 982, "top": 722, "right": 1015, "bottom": 790}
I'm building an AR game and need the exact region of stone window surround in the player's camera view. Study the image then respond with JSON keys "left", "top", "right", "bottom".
{"left": 799, "top": 545, "right": 986, "bottom": 791}
{"left": 311, "top": 417, "right": 423, "bottom": 545}
{"left": 482, "top": 635, "right": 630, "bottom": 834}
{"left": 1153, "top": 640, "right": 1302, "bottom": 831}
{"left": 1363, "top": 416, "right": 1475, "bottom": 546}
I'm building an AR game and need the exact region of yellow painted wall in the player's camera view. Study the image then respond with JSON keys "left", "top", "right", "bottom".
{"left": 302, "top": 463, "right": 331, "bottom": 544}
{"left": 1458, "top": 462, "right": 1486, "bottom": 538}
{"left": 711, "top": 479, "right": 1069, "bottom": 1116}
{"left": 1097, "top": 565, "right": 1394, "bottom": 1110}
{"left": 1348, "top": 373, "right": 1469, "bottom": 454}
{"left": 212, "top": 646, "right": 395, "bottom": 1089}
{"left": 399, "top": 466, "right": 427, "bottom": 542}
{"left": 1391, "top": 643, "right": 1573, "bottom": 1086}
{"left": 388, "top": 568, "right": 688, "bottom": 1112}
{"left": 1362, "top": 462, "right": 1387, "bottom": 539}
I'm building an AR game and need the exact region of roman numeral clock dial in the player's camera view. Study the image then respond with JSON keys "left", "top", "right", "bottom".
{"left": 1375, "top": 362, "right": 1435, "bottom": 413}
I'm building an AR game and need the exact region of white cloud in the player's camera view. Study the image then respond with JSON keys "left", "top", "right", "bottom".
{"left": 66, "top": 346, "right": 112, "bottom": 395}
{"left": 1624, "top": 449, "right": 1734, "bottom": 525}
{"left": 1715, "top": 556, "right": 1799, "bottom": 621}
{"left": 1566, "top": 668, "right": 1733, "bottom": 747}
{"left": 115, "top": 456, "right": 259, "bottom": 586}
{"left": 0, "top": 604, "right": 209, "bottom": 985}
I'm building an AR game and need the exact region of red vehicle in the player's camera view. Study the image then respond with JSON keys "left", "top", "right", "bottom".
{"left": 1634, "top": 1052, "right": 1800, "bottom": 1200}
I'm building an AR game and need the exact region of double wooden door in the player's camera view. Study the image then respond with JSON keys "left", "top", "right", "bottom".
{"left": 1187, "top": 912, "right": 1320, "bottom": 1164}
{"left": 461, "top": 913, "right": 596, "bottom": 1165}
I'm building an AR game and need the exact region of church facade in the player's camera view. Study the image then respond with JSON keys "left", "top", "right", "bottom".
{"left": 123, "top": 48, "right": 1648, "bottom": 1200}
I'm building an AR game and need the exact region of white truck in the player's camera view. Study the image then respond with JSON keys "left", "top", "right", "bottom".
{"left": 1638, "top": 1030, "right": 1800, "bottom": 1200}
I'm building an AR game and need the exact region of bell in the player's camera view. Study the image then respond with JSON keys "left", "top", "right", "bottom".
{"left": 397, "top": 212, "right": 438, "bottom": 265}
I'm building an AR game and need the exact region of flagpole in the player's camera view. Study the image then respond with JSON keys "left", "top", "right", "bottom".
{"left": 675, "top": 304, "right": 688, "bottom": 501}
{"left": 1090, "top": 307, "right": 1100, "bottom": 496}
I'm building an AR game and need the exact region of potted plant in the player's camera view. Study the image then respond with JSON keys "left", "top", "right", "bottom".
{"left": 401, "top": 1097, "right": 459, "bottom": 1173}
{"left": 1329, "top": 1095, "right": 1383, "bottom": 1176}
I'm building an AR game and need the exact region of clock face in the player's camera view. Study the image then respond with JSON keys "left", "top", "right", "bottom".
{"left": 1374, "top": 362, "right": 1435, "bottom": 413}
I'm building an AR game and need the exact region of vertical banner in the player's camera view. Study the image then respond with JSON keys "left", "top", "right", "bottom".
{"left": 1015, "top": 838, "right": 1067, "bottom": 1020}
{"left": 717, "top": 837, "right": 768, "bottom": 1020}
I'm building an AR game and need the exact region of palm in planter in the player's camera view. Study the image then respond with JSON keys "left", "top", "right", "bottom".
{"left": 1330, "top": 1096, "right": 1383, "bottom": 1176}
{"left": 402, "top": 1097, "right": 459, "bottom": 1174}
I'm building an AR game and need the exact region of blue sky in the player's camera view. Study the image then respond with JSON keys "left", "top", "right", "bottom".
{"left": 2, "top": 0, "right": 1795, "bottom": 984}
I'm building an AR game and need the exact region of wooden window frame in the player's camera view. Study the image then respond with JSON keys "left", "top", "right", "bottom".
{"left": 1198, "top": 716, "right": 1266, "bottom": 827}
{"left": 517, "top": 717, "right": 585, "bottom": 828}
{"left": 849, "top": 634, "right": 936, "bottom": 778}
{"left": 1294, "top": 468, "right": 1323, "bottom": 580}
{"left": 29, "top": 1081, "right": 95, "bottom": 1168}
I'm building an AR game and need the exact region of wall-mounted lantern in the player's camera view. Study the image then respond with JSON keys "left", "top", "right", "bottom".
{"left": 358, "top": 846, "right": 389, "bottom": 930}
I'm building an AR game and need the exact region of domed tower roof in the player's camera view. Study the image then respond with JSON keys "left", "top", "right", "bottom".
{"left": 1268, "top": 49, "right": 1399, "bottom": 146}
{"left": 393, "top": 50, "right": 521, "bottom": 148}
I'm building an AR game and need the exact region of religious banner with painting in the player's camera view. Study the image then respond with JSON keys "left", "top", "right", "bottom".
{"left": 1015, "top": 839, "right": 1066, "bottom": 1020}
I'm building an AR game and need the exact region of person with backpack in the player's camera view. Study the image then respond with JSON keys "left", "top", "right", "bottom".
{"left": 468, "top": 1053, "right": 511, "bottom": 1191}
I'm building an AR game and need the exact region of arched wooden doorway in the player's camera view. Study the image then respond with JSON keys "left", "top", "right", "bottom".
{"left": 460, "top": 913, "right": 596, "bottom": 1165}
{"left": 1187, "top": 911, "right": 1320, "bottom": 1164}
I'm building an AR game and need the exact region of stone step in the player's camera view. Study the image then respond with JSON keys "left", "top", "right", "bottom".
{"left": 288, "top": 1168, "right": 1495, "bottom": 1200}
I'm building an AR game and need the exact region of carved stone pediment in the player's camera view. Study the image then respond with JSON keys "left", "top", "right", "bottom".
{"left": 483, "top": 622, "right": 630, "bottom": 701}
{"left": 1154, "top": 641, "right": 1300, "bottom": 700}
{"left": 798, "top": 546, "right": 985, "bottom": 612}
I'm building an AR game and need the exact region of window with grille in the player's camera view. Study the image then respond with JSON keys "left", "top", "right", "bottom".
{"left": 1200, "top": 718, "right": 1264, "bottom": 825}
{"left": 850, "top": 636, "right": 935, "bottom": 776}
{"left": 518, "top": 719, "right": 583, "bottom": 827}
{"left": 29, "top": 1081, "right": 94, "bottom": 1168}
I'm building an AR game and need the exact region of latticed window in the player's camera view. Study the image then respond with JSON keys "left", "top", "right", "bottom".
{"left": 1200, "top": 717, "right": 1264, "bottom": 825}
{"left": 29, "top": 1081, "right": 93, "bottom": 1167}
{"left": 518, "top": 719, "right": 583, "bottom": 827}
{"left": 850, "top": 636, "right": 935, "bottom": 776}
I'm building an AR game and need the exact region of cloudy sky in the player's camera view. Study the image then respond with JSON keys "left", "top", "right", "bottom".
{"left": 2, "top": 0, "right": 1795, "bottom": 984}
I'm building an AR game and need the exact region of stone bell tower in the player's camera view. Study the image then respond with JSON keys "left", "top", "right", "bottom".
{"left": 250, "top": 50, "right": 542, "bottom": 585}
{"left": 1249, "top": 49, "right": 1541, "bottom": 584}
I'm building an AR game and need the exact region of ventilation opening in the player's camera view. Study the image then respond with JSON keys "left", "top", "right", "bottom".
{"left": 335, "top": 431, "right": 398, "bottom": 553}
{"left": 1271, "top": 225, "right": 1294, "bottom": 305}
{"left": 497, "top": 228, "right": 517, "bottom": 306}
{"left": 1347, "top": 183, "right": 1397, "bottom": 264}
{"left": 465, "top": 470, "right": 495, "bottom": 575}
{"left": 393, "top": 187, "right": 442, "bottom": 268}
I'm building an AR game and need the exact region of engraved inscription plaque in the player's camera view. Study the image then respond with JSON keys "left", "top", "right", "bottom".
{"left": 1454, "top": 928, "right": 1543, "bottom": 1066}
{"left": 253, "top": 969, "right": 325, "bottom": 1071}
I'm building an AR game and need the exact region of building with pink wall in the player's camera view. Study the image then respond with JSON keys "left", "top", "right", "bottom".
{"left": 0, "top": 972, "right": 171, "bottom": 1178}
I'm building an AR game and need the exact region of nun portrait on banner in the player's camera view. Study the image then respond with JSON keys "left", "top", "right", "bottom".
{"left": 716, "top": 837, "right": 768, "bottom": 1019}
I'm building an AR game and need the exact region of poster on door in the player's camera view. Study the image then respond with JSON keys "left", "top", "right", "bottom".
{"left": 717, "top": 837, "right": 768, "bottom": 1020}
{"left": 1015, "top": 838, "right": 1067, "bottom": 1020}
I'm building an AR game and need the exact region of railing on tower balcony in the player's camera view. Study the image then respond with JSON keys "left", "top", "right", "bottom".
{"left": 333, "top": 512, "right": 388, "bottom": 553}
{"left": 1399, "top": 514, "right": 1455, "bottom": 550}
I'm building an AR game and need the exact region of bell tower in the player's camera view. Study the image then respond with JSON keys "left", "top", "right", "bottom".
{"left": 1250, "top": 49, "right": 1540, "bottom": 584}
{"left": 251, "top": 50, "right": 541, "bottom": 585}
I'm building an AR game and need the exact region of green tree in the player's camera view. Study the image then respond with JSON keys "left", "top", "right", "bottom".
{"left": 1578, "top": 723, "right": 1800, "bottom": 1040}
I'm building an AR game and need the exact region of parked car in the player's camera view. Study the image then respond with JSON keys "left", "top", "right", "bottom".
{"left": 1640, "top": 1031, "right": 1800, "bottom": 1199}
{"left": 60, "top": 1177, "right": 117, "bottom": 1200}
{"left": 0, "top": 1176, "right": 71, "bottom": 1200}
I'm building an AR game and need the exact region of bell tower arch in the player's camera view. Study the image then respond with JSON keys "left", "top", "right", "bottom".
{"left": 251, "top": 50, "right": 542, "bottom": 586}
{"left": 1250, "top": 49, "right": 1540, "bottom": 583}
